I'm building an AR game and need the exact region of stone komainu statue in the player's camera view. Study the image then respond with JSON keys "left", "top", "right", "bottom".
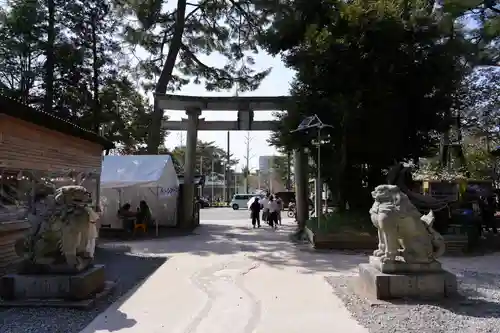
{"left": 369, "top": 184, "right": 445, "bottom": 264}
{"left": 16, "top": 185, "right": 98, "bottom": 274}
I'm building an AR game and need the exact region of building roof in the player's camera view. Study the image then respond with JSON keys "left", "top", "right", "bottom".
{"left": 0, "top": 94, "right": 114, "bottom": 149}
{"left": 101, "top": 155, "right": 178, "bottom": 189}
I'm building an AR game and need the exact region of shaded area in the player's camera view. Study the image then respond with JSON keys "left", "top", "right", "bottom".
{"left": 100, "top": 221, "right": 366, "bottom": 275}
{"left": 0, "top": 248, "right": 167, "bottom": 333}
{"left": 99, "top": 226, "right": 196, "bottom": 241}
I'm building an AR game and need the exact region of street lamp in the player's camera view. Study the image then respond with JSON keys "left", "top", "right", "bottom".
{"left": 291, "top": 115, "right": 332, "bottom": 230}
{"left": 211, "top": 153, "right": 217, "bottom": 201}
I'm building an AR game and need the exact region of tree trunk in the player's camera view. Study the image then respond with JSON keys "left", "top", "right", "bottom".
{"left": 337, "top": 114, "right": 348, "bottom": 212}
{"left": 286, "top": 150, "right": 292, "bottom": 190}
{"left": 91, "top": 11, "right": 101, "bottom": 133}
{"left": 44, "top": 0, "right": 55, "bottom": 114}
{"left": 147, "top": 0, "right": 187, "bottom": 153}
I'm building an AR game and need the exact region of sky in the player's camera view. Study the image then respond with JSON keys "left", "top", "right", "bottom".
{"left": 163, "top": 53, "right": 295, "bottom": 172}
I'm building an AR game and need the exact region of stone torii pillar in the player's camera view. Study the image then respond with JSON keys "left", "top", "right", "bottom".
{"left": 294, "top": 148, "right": 309, "bottom": 231}
{"left": 181, "top": 107, "right": 201, "bottom": 228}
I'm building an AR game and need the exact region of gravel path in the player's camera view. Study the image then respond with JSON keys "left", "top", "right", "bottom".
{"left": 326, "top": 269, "right": 500, "bottom": 333}
{"left": 0, "top": 248, "right": 167, "bottom": 333}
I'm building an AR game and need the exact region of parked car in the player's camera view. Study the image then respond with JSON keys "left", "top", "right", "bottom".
{"left": 231, "top": 193, "right": 262, "bottom": 210}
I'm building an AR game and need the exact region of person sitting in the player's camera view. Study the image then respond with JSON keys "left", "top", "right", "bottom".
{"left": 136, "top": 200, "right": 152, "bottom": 226}
{"left": 117, "top": 203, "right": 136, "bottom": 232}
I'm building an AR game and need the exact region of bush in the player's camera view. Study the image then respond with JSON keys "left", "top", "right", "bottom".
{"left": 306, "top": 211, "right": 375, "bottom": 235}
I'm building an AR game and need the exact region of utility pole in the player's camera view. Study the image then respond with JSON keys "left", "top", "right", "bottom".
{"left": 211, "top": 156, "right": 215, "bottom": 200}
{"left": 178, "top": 132, "right": 184, "bottom": 147}
{"left": 178, "top": 132, "right": 185, "bottom": 165}
{"left": 286, "top": 151, "right": 292, "bottom": 190}
{"left": 244, "top": 132, "right": 254, "bottom": 193}
{"left": 234, "top": 173, "right": 238, "bottom": 193}
{"left": 226, "top": 131, "right": 231, "bottom": 202}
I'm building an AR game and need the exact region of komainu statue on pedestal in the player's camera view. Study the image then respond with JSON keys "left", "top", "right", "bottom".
{"left": 369, "top": 184, "right": 445, "bottom": 264}
{"left": 16, "top": 185, "right": 99, "bottom": 274}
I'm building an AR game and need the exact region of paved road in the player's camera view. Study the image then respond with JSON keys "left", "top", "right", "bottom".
{"left": 200, "top": 207, "right": 258, "bottom": 221}
{"left": 82, "top": 211, "right": 368, "bottom": 333}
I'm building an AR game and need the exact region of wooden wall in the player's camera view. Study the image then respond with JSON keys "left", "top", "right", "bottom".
{"left": 0, "top": 115, "right": 105, "bottom": 275}
{"left": 0, "top": 114, "right": 103, "bottom": 172}
{"left": 0, "top": 220, "right": 30, "bottom": 275}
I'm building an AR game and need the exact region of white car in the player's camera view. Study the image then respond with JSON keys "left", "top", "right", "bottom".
{"left": 230, "top": 194, "right": 256, "bottom": 210}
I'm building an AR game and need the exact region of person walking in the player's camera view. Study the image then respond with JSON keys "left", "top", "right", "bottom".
{"left": 275, "top": 195, "right": 283, "bottom": 225}
{"left": 268, "top": 195, "right": 279, "bottom": 230}
{"left": 249, "top": 197, "right": 262, "bottom": 228}
{"left": 260, "top": 193, "right": 270, "bottom": 224}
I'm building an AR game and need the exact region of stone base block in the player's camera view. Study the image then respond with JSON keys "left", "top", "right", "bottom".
{"left": 358, "top": 263, "right": 457, "bottom": 300}
{"left": 0, "top": 281, "right": 115, "bottom": 309}
{"left": 369, "top": 256, "right": 443, "bottom": 274}
{"left": 0, "top": 264, "right": 105, "bottom": 301}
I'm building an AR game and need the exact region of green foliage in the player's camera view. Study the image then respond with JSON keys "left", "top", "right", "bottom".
{"left": 118, "top": 0, "right": 272, "bottom": 92}
{"left": 261, "top": 0, "right": 472, "bottom": 209}
{"left": 169, "top": 140, "right": 239, "bottom": 174}
{"left": 0, "top": 0, "right": 161, "bottom": 152}
{"left": 271, "top": 153, "right": 292, "bottom": 187}
{"left": 463, "top": 135, "right": 499, "bottom": 179}
{"left": 306, "top": 211, "right": 374, "bottom": 235}
{"left": 460, "top": 68, "right": 500, "bottom": 139}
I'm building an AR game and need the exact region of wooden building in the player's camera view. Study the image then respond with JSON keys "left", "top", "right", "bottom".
{"left": 0, "top": 94, "right": 113, "bottom": 273}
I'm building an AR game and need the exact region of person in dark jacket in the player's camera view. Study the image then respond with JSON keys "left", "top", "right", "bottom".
{"left": 249, "top": 197, "right": 262, "bottom": 228}
{"left": 136, "top": 200, "right": 152, "bottom": 225}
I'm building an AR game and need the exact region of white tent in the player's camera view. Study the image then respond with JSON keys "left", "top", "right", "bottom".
{"left": 99, "top": 155, "right": 179, "bottom": 233}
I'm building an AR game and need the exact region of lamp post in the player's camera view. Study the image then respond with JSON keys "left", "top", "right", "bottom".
{"left": 291, "top": 115, "right": 332, "bottom": 230}
{"left": 211, "top": 156, "right": 215, "bottom": 200}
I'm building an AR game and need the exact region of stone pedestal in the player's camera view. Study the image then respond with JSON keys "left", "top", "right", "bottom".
{"left": 0, "top": 264, "right": 115, "bottom": 308}
{"left": 357, "top": 257, "right": 457, "bottom": 300}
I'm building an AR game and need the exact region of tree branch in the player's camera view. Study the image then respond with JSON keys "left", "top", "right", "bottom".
{"left": 180, "top": 43, "right": 233, "bottom": 82}
{"left": 227, "top": 0, "right": 262, "bottom": 33}
{"left": 185, "top": 5, "right": 201, "bottom": 21}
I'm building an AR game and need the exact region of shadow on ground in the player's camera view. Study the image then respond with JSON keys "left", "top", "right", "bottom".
{"left": 0, "top": 248, "right": 166, "bottom": 333}
{"left": 99, "top": 222, "right": 366, "bottom": 275}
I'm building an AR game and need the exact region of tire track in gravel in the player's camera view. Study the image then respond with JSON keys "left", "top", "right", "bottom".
{"left": 183, "top": 259, "right": 261, "bottom": 333}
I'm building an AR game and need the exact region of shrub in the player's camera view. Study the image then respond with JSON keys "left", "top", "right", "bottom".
{"left": 306, "top": 211, "right": 375, "bottom": 235}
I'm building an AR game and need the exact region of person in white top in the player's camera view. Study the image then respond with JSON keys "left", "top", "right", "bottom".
{"left": 275, "top": 195, "right": 283, "bottom": 225}
{"left": 259, "top": 195, "right": 270, "bottom": 223}
{"left": 268, "top": 195, "right": 279, "bottom": 229}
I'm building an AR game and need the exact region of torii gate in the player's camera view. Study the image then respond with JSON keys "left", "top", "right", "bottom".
{"left": 156, "top": 93, "right": 309, "bottom": 228}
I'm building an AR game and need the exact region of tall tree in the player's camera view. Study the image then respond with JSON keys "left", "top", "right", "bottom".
{"left": 117, "top": 0, "right": 274, "bottom": 153}
{"left": 44, "top": 0, "right": 55, "bottom": 114}
{"left": 0, "top": 0, "right": 44, "bottom": 102}
{"left": 272, "top": 153, "right": 292, "bottom": 189}
{"left": 0, "top": 0, "right": 160, "bottom": 151}
{"left": 262, "top": 0, "right": 469, "bottom": 209}
{"left": 170, "top": 140, "right": 239, "bottom": 174}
